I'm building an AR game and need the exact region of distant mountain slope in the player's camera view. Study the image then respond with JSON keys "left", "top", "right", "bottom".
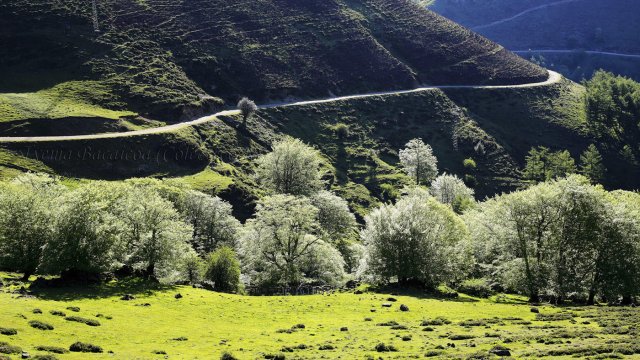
{"left": 428, "top": 0, "right": 640, "bottom": 80}
{"left": 0, "top": 0, "right": 545, "bottom": 120}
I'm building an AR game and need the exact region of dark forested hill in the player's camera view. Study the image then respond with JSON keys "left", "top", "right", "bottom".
{"left": 0, "top": 0, "right": 545, "bottom": 119}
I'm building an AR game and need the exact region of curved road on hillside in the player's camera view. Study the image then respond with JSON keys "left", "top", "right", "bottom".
{"left": 472, "top": 0, "right": 584, "bottom": 30}
{"left": 0, "top": 70, "right": 562, "bottom": 143}
{"left": 513, "top": 49, "right": 640, "bottom": 59}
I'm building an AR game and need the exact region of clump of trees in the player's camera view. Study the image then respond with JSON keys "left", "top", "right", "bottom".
{"left": 585, "top": 71, "right": 640, "bottom": 146}
{"left": 464, "top": 175, "right": 640, "bottom": 304}
{"left": 241, "top": 138, "right": 356, "bottom": 289}
{"left": 0, "top": 174, "right": 238, "bottom": 289}
{"left": 523, "top": 145, "right": 606, "bottom": 185}
{"left": 523, "top": 146, "right": 576, "bottom": 182}
{"left": 359, "top": 188, "right": 471, "bottom": 288}
{"left": 1, "top": 134, "right": 639, "bottom": 305}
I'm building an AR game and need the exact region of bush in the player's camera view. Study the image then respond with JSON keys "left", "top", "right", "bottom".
{"left": 65, "top": 316, "right": 101, "bottom": 326}
{"left": 69, "top": 342, "right": 103, "bottom": 353}
{"left": 221, "top": 352, "right": 238, "bottom": 360}
{"left": 0, "top": 342, "right": 21, "bottom": 354}
{"left": 203, "top": 246, "right": 241, "bottom": 293}
{"left": 463, "top": 174, "right": 477, "bottom": 188}
{"left": 35, "top": 345, "right": 69, "bottom": 354}
{"left": 49, "top": 310, "right": 65, "bottom": 317}
{"left": 333, "top": 123, "right": 350, "bottom": 140}
{"left": 66, "top": 306, "right": 80, "bottom": 312}
{"left": 0, "top": 328, "right": 16, "bottom": 336}
{"left": 374, "top": 343, "right": 398, "bottom": 352}
{"left": 458, "top": 278, "right": 493, "bottom": 298}
{"left": 29, "top": 320, "right": 54, "bottom": 330}
{"left": 420, "top": 317, "right": 452, "bottom": 326}
{"left": 463, "top": 158, "right": 477, "bottom": 170}
{"left": 33, "top": 355, "right": 58, "bottom": 360}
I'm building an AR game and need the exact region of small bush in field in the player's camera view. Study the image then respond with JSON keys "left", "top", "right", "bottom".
{"left": 65, "top": 316, "right": 100, "bottom": 326}
{"left": 69, "top": 342, "right": 102, "bottom": 353}
{"left": 29, "top": 320, "right": 53, "bottom": 330}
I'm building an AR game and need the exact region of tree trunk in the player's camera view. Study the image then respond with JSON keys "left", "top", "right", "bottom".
{"left": 587, "top": 289, "right": 596, "bottom": 305}
{"left": 21, "top": 272, "right": 31, "bottom": 282}
{"left": 621, "top": 294, "right": 633, "bottom": 306}
{"left": 529, "top": 292, "right": 540, "bottom": 304}
{"left": 146, "top": 263, "right": 155, "bottom": 278}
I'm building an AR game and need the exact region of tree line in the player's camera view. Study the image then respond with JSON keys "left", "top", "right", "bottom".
{"left": 0, "top": 136, "right": 639, "bottom": 304}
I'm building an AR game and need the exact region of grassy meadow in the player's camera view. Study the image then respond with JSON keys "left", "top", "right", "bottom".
{"left": 1, "top": 273, "right": 639, "bottom": 359}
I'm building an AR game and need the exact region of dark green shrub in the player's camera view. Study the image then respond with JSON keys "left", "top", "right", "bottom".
{"left": 0, "top": 328, "right": 16, "bottom": 336}
{"left": 0, "top": 342, "right": 21, "bottom": 354}
{"left": 536, "top": 313, "right": 574, "bottom": 321}
{"left": 264, "top": 354, "right": 285, "bottom": 360}
{"left": 375, "top": 342, "right": 398, "bottom": 352}
{"left": 32, "top": 308, "right": 42, "bottom": 314}
{"left": 65, "top": 316, "right": 100, "bottom": 326}
{"left": 221, "top": 352, "right": 238, "bottom": 360}
{"left": 420, "top": 317, "right": 451, "bottom": 326}
{"left": 152, "top": 350, "right": 167, "bottom": 354}
{"left": 35, "top": 345, "right": 69, "bottom": 354}
{"left": 377, "top": 320, "right": 399, "bottom": 326}
{"left": 69, "top": 342, "right": 103, "bottom": 353}
{"left": 33, "top": 355, "right": 58, "bottom": 360}
{"left": 66, "top": 306, "right": 80, "bottom": 312}
{"left": 449, "top": 334, "right": 475, "bottom": 340}
{"left": 464, "top": 174, "right": 477, "bottom": 187}
{"left": 49, "top": 310, "right": 65, "bottom": 317}
{"left": 203, "top": 246, "right": 241, "bottom": 293}
{"left": 457, "top": 278, "right": 493, "bottom": 298}
{"left": 29, "top": 320, "right": 54, "bottom": 330}
{"left": 333, "top": 123, "right": 349, "bottom": 140}
{"left": 318, "top": 344, "right": 334, "bottom": 350}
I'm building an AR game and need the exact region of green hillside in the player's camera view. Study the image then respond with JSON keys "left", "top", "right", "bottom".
{"left": 0, "top": 0, "right": 545, "bottom": 121}
{"left": 0, "top": 0, "right": 638, "bottom": 215}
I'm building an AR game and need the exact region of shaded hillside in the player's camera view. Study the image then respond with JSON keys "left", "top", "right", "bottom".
{"left": 0, "top": 0, "right": 545, "bottom": 120}
{"left": 429, "top": 0, "right": 640, "bottom": 81}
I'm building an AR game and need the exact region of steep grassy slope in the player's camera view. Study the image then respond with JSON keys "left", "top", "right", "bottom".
{"left": 2, "top": 77, "right": 609, "bottom": 220}
{"left": 1, "top": 272, "right": 639, "bottom": 359}
{"left": 0, "top": 0, "right": 545, "bottom": 122}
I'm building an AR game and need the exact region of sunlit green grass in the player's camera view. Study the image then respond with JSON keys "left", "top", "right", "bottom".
{"left": 1, "top": 273, "right": 639, "bottom": 359}
{"left": 0, "top": 81, "right": 135, "bottom": 122}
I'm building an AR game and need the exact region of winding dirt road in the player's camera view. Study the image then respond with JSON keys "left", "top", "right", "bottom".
{"left": 472, "top": 0, "right": 583, "bottom": 31}
{"left": 513, "top": 50, "right": 640, "bottom": 59}
{"left": 0, "top": 70, "right": 562, "bottom": 143}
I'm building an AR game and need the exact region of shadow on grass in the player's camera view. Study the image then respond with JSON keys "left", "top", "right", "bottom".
{"left": 367, "top": 284, "right": 480, "bottom": 303}
{"left": 29, "top": 277, "right": 178, "bottom": 302}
